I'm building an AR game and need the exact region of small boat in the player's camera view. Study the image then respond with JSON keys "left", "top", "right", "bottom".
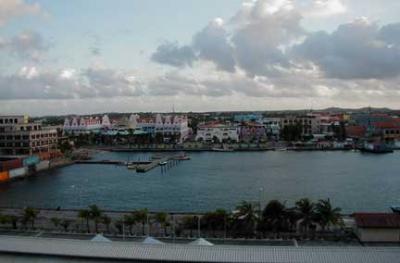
{"left": 159, "top": 161, "right": 168, "bottom": 166}
{"left": 127, "top": 164, "right": 136, "bottom": 170}
{"left": 175, "top": 153, "right": 190, "bottom": 160}
{"left": 212, "top": 145, "right": 234, "bottom": 152}
{"left": 212, "top": 147, "right": 234, "bottom": 152}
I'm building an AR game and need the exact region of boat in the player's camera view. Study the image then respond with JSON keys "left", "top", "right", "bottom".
{"left": 127, "top": 164, "right": 137, "bottom": 170}
{"left": 359, "top": 142, "right": 394, "bottom": 154}
{"left": 212, "top": 144, "right": 234, "bottom": 152}
{"left": 159, "top": 161, "right": 168, "bottom": 166}
{"left": 175, "top": 153, "right": 191, "bottom": 160}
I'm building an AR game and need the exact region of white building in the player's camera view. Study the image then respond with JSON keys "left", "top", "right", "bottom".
{"left": 63, "top": 115, "right": 111, "bottom": 135}
{"left": 128, "top": 114, "right": 190, "bottom": 143}
{"left": 196, "top": 123, "right": 239, "bottom": 143}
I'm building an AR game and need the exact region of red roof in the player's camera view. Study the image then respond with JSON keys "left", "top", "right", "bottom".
{"left": 373, "top": 121, "right": 399, "bottom": 129}
{"left": 353, "top": 213, "right": 400, "bottom": 229}
{"left": 345, "top": 125, "right": 366, "bottom": 138}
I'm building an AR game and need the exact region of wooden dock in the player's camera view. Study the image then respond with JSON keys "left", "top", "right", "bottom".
{"left": 136, "top": 154, "right": 189, "bottom": 173}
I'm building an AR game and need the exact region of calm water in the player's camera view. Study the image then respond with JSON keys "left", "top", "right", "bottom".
{"left": 0, "top": 151, "right": 399, "bottom": 213}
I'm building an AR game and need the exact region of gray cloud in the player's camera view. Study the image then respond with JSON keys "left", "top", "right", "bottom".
{"left": 151, "top": 0, "right": 305, "bottom": 76}
{"left": 0, "top": 67, "right": 142, "bottom": 100}
{"left": 151, "top": 41, "right": 196, "bottom": 67}
{"left": 0, "top": 31, "right": 49, "bottom": 61}
{"left": 293, "top": 19, "right": 400, "bottom": 79}
{"left": 193, "top": 19, "right": 236, "bottom": 72}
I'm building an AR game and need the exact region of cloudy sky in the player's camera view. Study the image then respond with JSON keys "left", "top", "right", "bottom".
{"left": 1, "top": 0, "right": 400, "bottom": 115}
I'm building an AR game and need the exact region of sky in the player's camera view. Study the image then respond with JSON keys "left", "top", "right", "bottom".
{"left": 0, "top": 0, "right": 400, "bottom": 116}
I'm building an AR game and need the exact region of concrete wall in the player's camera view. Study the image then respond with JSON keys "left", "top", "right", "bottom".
{"left": 9, "top": 167, "right": 27, "bottom": 179}
{"left": 358, "top": 228, "right": 400, "bottom": 242}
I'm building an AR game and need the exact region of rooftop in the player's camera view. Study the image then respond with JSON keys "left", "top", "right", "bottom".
{"left": 0, "top": 236, "right": 399, "bottom": 263}
{"left": 354, "top": 213, "right": 400, "bottom": 229}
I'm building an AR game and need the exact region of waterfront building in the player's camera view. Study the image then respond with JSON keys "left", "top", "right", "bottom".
{"left": 280, "top": 115, "right": 321, "bottom": 136}
{"left": 0, "top": 115, "right": 58, "bottom": 155}
{"left": 262, "top": 117, "right": 281, "bottom": 140}
{"left": 195, "top": 122, "right": 239, "bottom": 143}
{"left": 63, "top": 115, "right": 112, "bottom": 135}
{"left": 238, "top": 122, "right": 267, "bottom": 143}
{"left": 128, "top": 114, "right": 190, "bottom": 143}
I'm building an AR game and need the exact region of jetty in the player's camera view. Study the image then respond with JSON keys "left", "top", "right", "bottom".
{"left": 135, "top": 154, "right": 190, "bottom": 173}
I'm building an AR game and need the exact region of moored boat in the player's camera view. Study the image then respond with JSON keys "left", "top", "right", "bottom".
{"left": 359, "top": 142, "right": 393, "bottom": 154}
{"left": 159, "top": 161, "right": 168, "bottom": 166}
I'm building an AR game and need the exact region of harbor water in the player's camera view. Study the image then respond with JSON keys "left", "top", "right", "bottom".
{"left": 0, "top": 151, "right": 399, "bottom": 213}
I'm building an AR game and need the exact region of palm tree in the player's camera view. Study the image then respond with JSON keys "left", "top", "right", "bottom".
{"left": 22, "top": 207, "right": 38, "bottom": 229}
{"left": 133, "top": 209, "right": 148, "bottom": 236}
{"left": 89, "top": 205, "right": 102, "bottom": 233}
{"left": 78, "top": 209, "right": 91, "bottom": 233}
{"left": 314, "top": 199, "right": 342, "bottom": 232}
{"left": 153, "top": 212, "right": 169, "bottom": 236}
{"left": 295, "top": 198, "right": 315, "bottom": 234}
{"left": 101, "top": 215, "right": 112, "bottom": 233}
{"left": 232, "top": 201, "right": 259, "bottom": 238}
{"left": 260, "top": 200, "right": 287, "bottom": 235}
{"left": 123, "top": 214, "right": 136, "bottom": 235}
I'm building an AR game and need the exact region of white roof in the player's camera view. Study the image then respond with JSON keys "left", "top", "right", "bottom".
{"left": 0, "top": 236, "right": 399, "bottom": 263}
{"left": 142, "top": 236, "right": 164, "bottom": 245}
{"left": 189, "top": 238, "right": 214, "bottom": 246}
{"left": 91, "top": 234, "right": 111, "bottom": 242}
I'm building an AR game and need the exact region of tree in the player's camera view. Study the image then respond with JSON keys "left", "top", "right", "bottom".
{"left": 232, "top": 201, "right": 259, "bottom": 238}
{"left": 101, "top": 215, "right": 112, "bottom": 233}
{"left": 281, "top": 124, "right": 303, "bottom": 141}
{"left": 123, "top": 214, "right": 136, "bottom": 235}
{"left": 22, "top": 207, "right": 38, "bottom": 229}
{"left": 153, "top": 212, "right": 169, "bottom": 237}
{"left": 260, "top": 200, "right": 288, "bottom": 234}
{"left": 314, "top": 199, "right": 342, "bottom": 232}
{"left": 202, "top": 209, "right": 228, "bottom": 237}
{"left": 295, "top": 198, "right": 315, "bottom": 234}
{"left": 78, "top": 209, "right": 91, "bottom": 233}
{"left": 133, "top": 209, "right": 148, "bottom": 236}
{"left": 89, "top": 205, "right": 102, "bottom": 233}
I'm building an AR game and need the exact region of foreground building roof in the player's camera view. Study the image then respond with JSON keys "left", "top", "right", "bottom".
{"left": 0, "top": 236, "right": 399, "bottom": 263}
{"left": 354, "top": 213, "right": 400, "bottom": 228}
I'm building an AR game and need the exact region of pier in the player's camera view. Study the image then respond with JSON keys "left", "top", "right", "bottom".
{"left": 74, "top": 154, "right": 190, "bottom": 173}
{"left": 136, "top": 154, "right": 189, "bottom": 173}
